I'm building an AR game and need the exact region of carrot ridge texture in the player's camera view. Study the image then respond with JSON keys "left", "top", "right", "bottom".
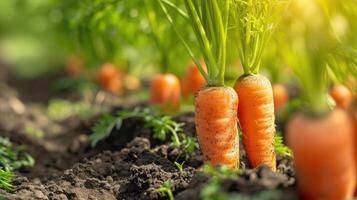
{"left": 287, "top": 109, "right": 356, "bottom": 200}
{"left": 150, "top": 73, "right": 181, "bottom": 111}
{"left": 235, "top": 74, "right": 276, "bottom": 171}
{"left": 195, "top": 87, "right": 239, "bottom": 169}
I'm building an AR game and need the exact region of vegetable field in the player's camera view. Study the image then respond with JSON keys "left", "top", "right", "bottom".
{"left": 0, "top": 0, "right": 356, "bottom": 199}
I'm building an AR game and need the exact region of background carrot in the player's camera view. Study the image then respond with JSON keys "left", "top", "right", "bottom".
{"left": 66, "top": 56, "right": 83, "bottom": 77}
{"left": 98, "top": 63, "right": 123, "bottom": 95}
{"left": 196, "top": 87, "right": 239, "bottom": 168}
{"left": 287, "top": 109, "right": 355, "bottom": 199}
{"left": 150, "top": 73, "right": 181, "bottom": 112}
{"left": 330, "top": 84, "right": 353, "bottom": 109}
{"left": 182, "top": 63, "right": 206, "bottom": 98}
{"left": 272, "top": 84, "right": 289, "bottom": 113}
{"left": 235, "top": 75, "right": 276, "bottom": 171}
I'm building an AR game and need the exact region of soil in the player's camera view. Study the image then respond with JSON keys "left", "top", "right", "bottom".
{"left": 0, "top": 65, "right": 298, "bottom": 200}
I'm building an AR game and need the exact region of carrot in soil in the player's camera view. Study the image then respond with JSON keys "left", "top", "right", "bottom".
{"left": 330, "top": 84, "right": 354, "bottom": 109}
{"left": 287, "top": 109, "right": 356, "bottom": 200}
{"left": 272, "top": 84, "right": 289, "bottom": 112}
{"left": 150, "top": 73, "right": 181, "bottom": 112}
{"left": 195, "top": 87, "right": 239, "bottom": 168}
{"left": 159, "top": 0, "right": 239, "bottom": 168}
{"left": 98, "top": 63, "right": 123, "bottom": 96}
{"left": 66, "top": 56, "right": 83, "bottom": 77}
{"left": 182, "top": 63, "right": 206, "bottom": 98}
{"left": 235, "top": 75, "right": 276, "bottom": 171}
{"left": 230, "top": 0, "right": 286, "bottom": 171}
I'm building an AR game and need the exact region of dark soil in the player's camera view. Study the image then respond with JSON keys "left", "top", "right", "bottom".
{"left": 0, "top": 66, "right": 298, "bottom": 200}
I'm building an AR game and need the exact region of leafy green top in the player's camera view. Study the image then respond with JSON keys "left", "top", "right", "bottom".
{"left": 231, "top": 0, "right": 288, "bottom": 75}
{"left": 90, "top": 108, "right": 198, "bottom": 156}
{"left": 159, "top": 0, "right": 230, "bottom": 86}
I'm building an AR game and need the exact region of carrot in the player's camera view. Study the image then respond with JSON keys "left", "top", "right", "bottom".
{"left": 182, "top": 63, "right": 206, "bottom": 98}
{"left": 235, "top": 74, "right": 276, "bottom": 171}
{"left": 229, "top": 0, "right": 285, "bottom": 171}
{"left": 159, "top": 0, "right": 238, "bottom": 168}
{"left": 98, "top": 63, "right": 123, "bottom": 95}
{"left": 272, "top": 84, "right": 289, "bottom": 112}
{"left": 330, "top": 84, "right": 353, "bottom": 109}
{"left": 150, "top": 73, "right": 181, "bottom": 111}
{"left": 287, "top": 109, "right": 356, "bottom": 200}
{"left": 195, "top": 87, "right": 239, "bottom": 168}
{"left": 66, "top": 56, "right": 83, "bottom": 77}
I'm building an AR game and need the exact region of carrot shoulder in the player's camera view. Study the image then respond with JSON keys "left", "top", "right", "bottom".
{"left": 287, "top": 109, "right": 356, "bottom": 200}
{"left": 195, "top": 87, "right": 239, "bottom": 169}
{"left": 235, "top": 74, "right": 276, "bottom": 171}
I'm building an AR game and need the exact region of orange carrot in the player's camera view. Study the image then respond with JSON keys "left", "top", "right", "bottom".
{"left": 98, "top": 63, "right": 123, "bottom": 95}
{"left": 66, "top": 56, "right": 83, "bottom": 77}
{"left": 182, "top": 63, "right": 206, "bottom": 98}
{"left": 150, "top": 73, "right": 181, "bottom": 111}
{"left": 235, "top": 74, "right": 276, "bottom": 171}
{"left": 330, "top": 84, "right": 353, "bottom": 109}
{"left": 272, "top": 84, "right": 289, "bottom": 112}
{"left": 195, "top": 87, "right": 239, "bottom": 168}
{"left": 287, "top": 109, "right": 356, "bottom": 200}
{"left": 159, "top": 0, "right": 238, "bottom": 168}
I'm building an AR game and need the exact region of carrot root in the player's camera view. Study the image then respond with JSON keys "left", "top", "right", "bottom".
{"left": 235, "top": 74, "right": 276, "bottom": 171}
{"left": 195, "top": 87, "right": 239, "bottom": 169}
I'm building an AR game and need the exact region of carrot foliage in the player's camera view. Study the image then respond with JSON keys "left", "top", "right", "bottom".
{"left": 90, "top": 108, "right": 198, "bottom": 156}
{"left": 231, "top": 0, "right": 289, "bottom": 75}
{"left": 158, "top": 0, "right": 230, "bottom": 86}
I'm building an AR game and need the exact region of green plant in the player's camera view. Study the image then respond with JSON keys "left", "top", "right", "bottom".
{"left": 274, "top": 133, "right": 292, "bottom": 157}
{"left": 201, "top": 177, "right": 281, "bottom": 200}
{"left": 90, "top": 108, "right": 199, "bottom": 157}
{"left": 156, "top": 180, "right": 174, "bottom": 200}
{"left": 0, "top": 169, "right": 15, "bottom": 191}
{"left": 0, "top": 137, "right": 34, "bottom": 172}
{"left": 159, "top": 0, "right": 230, "bottom": 86}
{"left": 201, "top": 164, "right": 280, "bottom": 200}
{"left": 174, "top": 161, "right": 185, "bottom": 172}
{"left": 203, "top": 164, "right": 241, "bottom": 179}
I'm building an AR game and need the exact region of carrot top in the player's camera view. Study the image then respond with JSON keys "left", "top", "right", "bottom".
{"left": 158, "top": 0, "right": 230, "bottom": 86}
{"left": 231, "top": 0, "right": 289, "bottom": 75}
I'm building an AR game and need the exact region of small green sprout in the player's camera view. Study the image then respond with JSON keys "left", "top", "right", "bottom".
{"left": 156, "top": 180, "right": 174, "bottom": 200}
{"left": 174, "top": 161, "right": 185, "bottom": 172}
{"left": 274, "top": 133, "right": 293, "bottom": 157}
